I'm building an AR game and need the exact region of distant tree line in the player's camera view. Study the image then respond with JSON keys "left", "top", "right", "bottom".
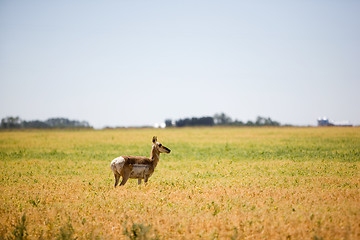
{"left": 0, "top": 116, "right": 92, "bottom": 129}
{"left": 165, "top": 113, "right": 281, "bottom": 127}
{"left": 172, "top": 117, "right": 215, "bottom": 127}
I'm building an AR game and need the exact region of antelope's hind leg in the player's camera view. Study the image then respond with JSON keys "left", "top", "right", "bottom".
{"left": 114, "top": 172, "right": 120, "bottom": 187}
{"left": 120, "top": 175, "right": 129, "bottom": 186}
{"left": 120, "top": 168, "right": 131, "bottom": 186}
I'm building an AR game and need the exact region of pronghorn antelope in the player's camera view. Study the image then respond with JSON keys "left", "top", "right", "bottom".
{"left": 110, "top": 136, "right": 171, "bottom": 187}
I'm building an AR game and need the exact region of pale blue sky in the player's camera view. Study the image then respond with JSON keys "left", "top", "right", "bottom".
{"left": 1, "top": 1, "right": 359, "bottom": 128}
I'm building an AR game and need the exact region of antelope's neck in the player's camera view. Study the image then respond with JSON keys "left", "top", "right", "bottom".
{"left": 150, "top": 146, "right": 160, "bottom": 167}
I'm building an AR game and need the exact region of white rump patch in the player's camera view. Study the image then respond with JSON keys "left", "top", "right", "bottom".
{"left": 110, "top": 156, "right": 125, "bottom": 175}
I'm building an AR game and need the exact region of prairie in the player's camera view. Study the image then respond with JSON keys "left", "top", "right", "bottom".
{"left": 0, "top": 127, "right": 359, "bottom": 239}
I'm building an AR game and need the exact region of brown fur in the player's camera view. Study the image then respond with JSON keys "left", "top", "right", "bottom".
{"left": 121, "top": 156, "right": 154, "bottom": 165}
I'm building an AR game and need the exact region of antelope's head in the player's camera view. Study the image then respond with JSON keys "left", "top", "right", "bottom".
{"left": 152, "top": 136, "right": 171, "bottom": 154}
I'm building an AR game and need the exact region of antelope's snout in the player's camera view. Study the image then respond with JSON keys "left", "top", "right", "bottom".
{"left": 161, "top": 146, "right": 171, "bottom": 153}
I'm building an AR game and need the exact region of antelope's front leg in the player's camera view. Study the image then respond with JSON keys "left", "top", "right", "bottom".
{"left": 144, "top": 175, "right": 149, "bottom": 184}
{"left": 138, "top": 179, "right": 142, "bottom": 185}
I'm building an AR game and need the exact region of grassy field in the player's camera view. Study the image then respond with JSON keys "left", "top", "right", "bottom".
{"left": 0, "top": 127, "right": 359, "bottom": 239}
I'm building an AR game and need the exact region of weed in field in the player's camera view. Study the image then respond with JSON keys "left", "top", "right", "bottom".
{"left": 123, "top": 218, "right": 158, "bottom": 240}
{"left": 11, "top": 213, "right": 28, "bottom": 240}
{"left": 28, "top": 196, "right": 41, "bottom": 207}
{"left": 57, "top": 221, "right": 76, "bottom": 240}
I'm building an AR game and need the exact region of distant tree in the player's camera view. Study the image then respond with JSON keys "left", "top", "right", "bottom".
{"left": 1, "top": 116, "right": 21, "bottom": 128}
{"left": 23, "top": 120, "right": 49, "bottom": 128}
{"left": 199, "top": 117, "right": 214, "bottom": 126}
{"left": 232, "top": 119, "right": 244, "bottom": 126}
{"left": 168, "top": 113, "right": 281, "bottom": 128}
{"left": 165, "top": 119, "right": 173, "bottom": 128}
{"left": 255, "top": 116, "right": 265, "bottom": 125}
{"left": 175, "top": 116, "right": 214, "bottom": 127}
{"left": 214, "top": 113, "right": 232, "bottom": 125}
{"left": 175, "top": 118, "right": 186, "bottom": 127}
{"left": 45, "top": 118, "right": 91, "bottom": 128}
{"left": 246, "top": 120, "right": 254, "bottom": 126}
{"left": 255, "top": 116, "right": 280, "bottom": 126}
{"left": 1, "top": 116, "right": 92, "bottom": 129}
{"left": 80, "top": 121, "right": 90, "bottom": 128}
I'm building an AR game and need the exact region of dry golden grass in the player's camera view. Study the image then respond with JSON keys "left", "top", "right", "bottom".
{"left": 0, "top": 127, "right": 359, "bottom": 239}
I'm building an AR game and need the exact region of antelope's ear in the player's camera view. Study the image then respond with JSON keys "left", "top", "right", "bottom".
{"left": 152, "top": 136, "right": 157, "bottom": 143}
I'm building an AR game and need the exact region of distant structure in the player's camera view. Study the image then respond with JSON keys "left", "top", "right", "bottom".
{"left": 317, "top": 117, "right": 334, "bottom": 126}
{"left": 317, "top": 117, "right": 352, "bottom": 127}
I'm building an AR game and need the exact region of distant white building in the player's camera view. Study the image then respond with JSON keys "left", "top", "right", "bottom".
{"left": 317, "top": 117, "right": 352, "bottom": 127}
{"left": 317, "top": 117, "right": 334, "bottom": 126}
